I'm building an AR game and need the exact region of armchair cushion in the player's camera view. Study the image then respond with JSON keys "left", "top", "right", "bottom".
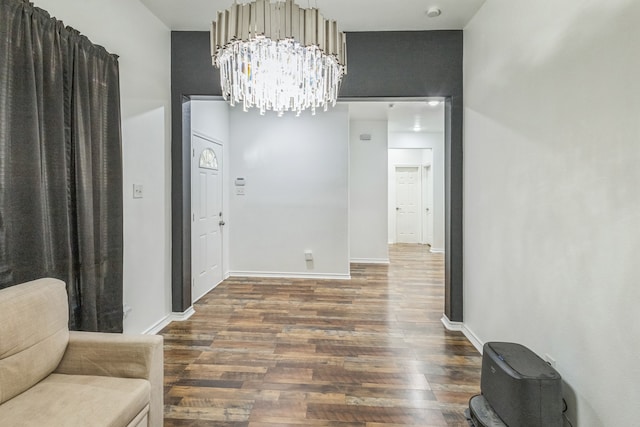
{"left": 0, "top": 278, "right": 69, "bottom": 404}
{"left": 0, "top": 373, "right": 149, "bottom": 427}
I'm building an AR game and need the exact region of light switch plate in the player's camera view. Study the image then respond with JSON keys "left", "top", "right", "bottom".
{"left": 133, "top": 184, "right": 144, "bottom": 199}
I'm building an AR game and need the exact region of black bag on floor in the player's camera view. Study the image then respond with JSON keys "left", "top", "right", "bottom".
{"left": 466, "top": 342, "right": 563, "bottom": 427}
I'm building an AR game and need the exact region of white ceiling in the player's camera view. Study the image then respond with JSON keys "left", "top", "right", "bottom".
{"left": 139, "top": 0, "right": 469, "bottom": 131}
{"left": 139, "top": 0, "right": 486, "bottom": 32}
{"left": 347, "top": 100, "right": 445, "bottom": 133}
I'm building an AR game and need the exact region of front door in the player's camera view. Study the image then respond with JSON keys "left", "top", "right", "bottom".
{"left": 191, "top": 134, "right": 223, "bottom": 302}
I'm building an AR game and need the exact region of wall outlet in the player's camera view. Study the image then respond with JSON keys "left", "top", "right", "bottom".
{"left": 304, "top": 250, "right": 313, "bottom": 261}
{"left": 544, "top": 353, "right": 557, "bottom": 368}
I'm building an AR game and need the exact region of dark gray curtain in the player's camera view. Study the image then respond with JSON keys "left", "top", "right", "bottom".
{"left": 0, "top": 0, "right": 123, "bottom": 332}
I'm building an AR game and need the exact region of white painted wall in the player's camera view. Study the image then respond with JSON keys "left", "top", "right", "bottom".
{"left": 229, "top": 106, "right": 350, "bottom": 278}
{"left": 349, "top": 120, "right": 389, "bottom": 263}
{"left": 389, "top": 132, "right": 443, "bottom": 150}
{"left": 464, "top": 1, "right": 640, "bottom": 426}
{"left": 190, "top": 100, "right": 230, "bottom": 277}
{"left": 388, "top": 131, "right": 445, "bottom": 251}
{"left": 35, "top": 0, "right": 172, "bottom": 334}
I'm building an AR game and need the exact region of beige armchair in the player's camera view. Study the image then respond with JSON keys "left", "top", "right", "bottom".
{"left": 0, "top": 278, "right": 163, "bottom": 427}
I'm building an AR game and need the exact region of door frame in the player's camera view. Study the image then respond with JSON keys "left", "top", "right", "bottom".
{"left": 422, "top": 164, "right": 434, "bottom": 246}
{"left": 190, "top": 131, "right": 224, "bottom": 303}
{"left": 172, "top": 95, "right": 464, "bottom": 323}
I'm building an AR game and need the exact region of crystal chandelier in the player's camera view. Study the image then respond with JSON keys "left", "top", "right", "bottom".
{"left": 211, "top": 0, "right": 347, "bottom": 116}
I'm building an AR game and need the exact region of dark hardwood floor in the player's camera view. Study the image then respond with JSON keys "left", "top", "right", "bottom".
{"left": 160, "top": 244, "right": 481, "bottom": 426}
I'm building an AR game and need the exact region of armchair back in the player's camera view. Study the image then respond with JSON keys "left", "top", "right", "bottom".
{"left": 0, "top": 278, "right": 70, "bottom": 403}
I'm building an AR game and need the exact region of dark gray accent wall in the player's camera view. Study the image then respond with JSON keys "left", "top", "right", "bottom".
{"left": 340, "top": 31, "right": 462, "bottom": 98}
{"left": 171, "top": 32, "right": 219, "bottom": 312}
{"left": 171, "top": 30, "right": 463, "bottom": 322}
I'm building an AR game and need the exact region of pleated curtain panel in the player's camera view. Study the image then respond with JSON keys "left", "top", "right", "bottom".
{"left": 0, "top": 0, "right": 124, "bottom": 332}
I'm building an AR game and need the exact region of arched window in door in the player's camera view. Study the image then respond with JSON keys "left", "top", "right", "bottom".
{"left": 199, "top": 148, "right": 218, "bottom": 170}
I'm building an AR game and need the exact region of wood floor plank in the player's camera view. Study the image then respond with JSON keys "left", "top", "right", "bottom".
{"left": 161, "top": 244, "right": 481, "bottom": 426}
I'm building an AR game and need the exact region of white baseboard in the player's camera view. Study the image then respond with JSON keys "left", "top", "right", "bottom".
{"left": 462, "top": 324, "right": 484, "bottom": 354}
{"left": 430, "top": 247, "right": 445, "bottom": 254}
{"left": 441, "top": 314, "right": 464, "bottom": 331}
{"left": 144, "top": 306, "right": 195, "bottom": 335}
{"left": 441, "top": 315, "right": 484, "bottom": 354}
{"left": 229, "top": 271, "right": 351, "bottom": 280}
{"left": 350, "top": 258, "right": 390, "bottom": 265}
{"left": 172, "top": 306, "right": 196, "bottom": 321}
{"left": 143, "top": 315, "right": 171, "bottom": 335}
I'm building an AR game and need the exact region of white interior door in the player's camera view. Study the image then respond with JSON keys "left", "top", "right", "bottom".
{"left": 192, "top": 134, "right": 223, "bottom": 303}
{"left": 396, "top": 166, "right": 421, "bottom": 243}
{"left": 423, "top": 165, "right": 434, "bottom": 246}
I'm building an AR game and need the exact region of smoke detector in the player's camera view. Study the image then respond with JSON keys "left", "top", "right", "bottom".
{"left": 426, "top": 7, "right": 441, "bottom": 18}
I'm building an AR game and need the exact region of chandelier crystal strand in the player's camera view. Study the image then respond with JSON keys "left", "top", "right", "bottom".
{"left": 211, "top": 0, "right": 346, "bottom": 116}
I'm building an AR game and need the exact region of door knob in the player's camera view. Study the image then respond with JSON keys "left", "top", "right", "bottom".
{"left": 219, "top": 220, "right": 226, "bottom": 226}
{"left": 396, "top": 207, "right": 400, "bottom": 211}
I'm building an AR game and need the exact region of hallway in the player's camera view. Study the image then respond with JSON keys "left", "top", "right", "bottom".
{"left": 161, "top": 244, "right": 481, "bottom": 426}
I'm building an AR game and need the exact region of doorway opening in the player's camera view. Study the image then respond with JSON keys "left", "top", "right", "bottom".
{"left": 172, "top": 95, "right": 461, "bottom": 323}
{"left": 346, "top": 98, "right": 447, "bottom": 303}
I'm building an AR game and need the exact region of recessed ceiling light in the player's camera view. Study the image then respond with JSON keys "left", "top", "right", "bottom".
{"left": 426, "top": 7, "right": 441, "bottom": 18}
{"left": 428, "top": 100, "right": 440, "bottom": 106}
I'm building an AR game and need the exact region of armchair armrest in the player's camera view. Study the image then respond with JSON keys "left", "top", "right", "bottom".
{"left": 55, "top": 331, "right": 162, "bottom": 379}
{"left": 54, "top": 331, "right": 164, "bottom": 427}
